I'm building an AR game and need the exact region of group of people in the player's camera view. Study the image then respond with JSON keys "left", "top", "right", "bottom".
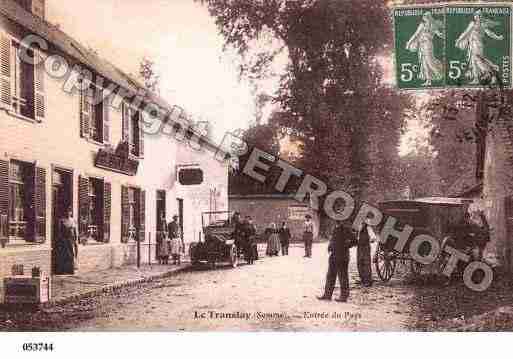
{"left": 264, "top": 222, "right": 291, "bottom": 256}
{"left": 232, "top": 212, "right": 293, "bottom": 260}
{"left": 317, "top": 218, "right": 375, "bottom": 303}
{"left": 157, "top": 215, "right": 184, "bottom": 265}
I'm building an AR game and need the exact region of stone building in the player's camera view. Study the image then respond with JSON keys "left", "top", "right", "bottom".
{"left": 229, "top": 194, "right": 320, "bottom": 241}
{"left": 0, "top": 0, "right": 229, "bottom": 298}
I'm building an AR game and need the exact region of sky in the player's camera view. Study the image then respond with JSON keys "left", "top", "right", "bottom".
{"left": 45, "top": 0, "right": 424, "bottom": 155}
{"left": 46, "top": 0, "right": 256, "bottom": 141}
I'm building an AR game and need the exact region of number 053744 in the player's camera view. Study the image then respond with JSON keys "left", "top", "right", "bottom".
{"left": 22, "top": 343, "right": 54, "bottom": 351}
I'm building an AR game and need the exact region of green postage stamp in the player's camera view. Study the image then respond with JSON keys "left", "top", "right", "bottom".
{"left": 393, "top": 3, "right": 512, "bottom": 90}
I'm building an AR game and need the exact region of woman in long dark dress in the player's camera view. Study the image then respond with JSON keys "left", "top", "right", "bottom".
{"left": 265, "top": 223, "right": 281, "bottom": 256}
{"left": 356, "top": 219, "right": 373, "bottom": 287}
{"left": 55, "top": 208, "right": 78, "bottom": 275}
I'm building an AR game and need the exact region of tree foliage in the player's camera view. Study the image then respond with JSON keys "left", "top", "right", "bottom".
{"left": 229, "top": 122, "right": 285, "bottom": 195}
{"left": 139, "top": 57, "right": 160, "bottom": 93}
{"left": 421, "top": 91, "right": 477, "bottom": 194}
{"left": 202, "top": 0, "right": 414, "bottom": 207}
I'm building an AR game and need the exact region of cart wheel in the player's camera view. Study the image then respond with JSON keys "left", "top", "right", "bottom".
{"left": 374, "top": 245, "right": 396, "bottom": 282}
{"left": 229, "top": 245, "right": 238, "bottom": 268}
{"left": 437, "top": 252, "right": 450, "bottom": 276}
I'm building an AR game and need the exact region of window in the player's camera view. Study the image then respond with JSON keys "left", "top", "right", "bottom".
{"left": 8, "top": 161, "right": 28, "bottom": 240}
{"left": 1, "top": 160, "right": 45, "bottom": 246}
{"left": 84, "top": 84, "right": 104, "bottom": 143}
{"left": 156, "top": 190, "right": 166, "bottom": 232}
{"left": 12, "top": 41, "right": 35, "bottom": 119}
{"left": 78, "top": 176, "right": 110, "bottom": 243}
{"left": 87, "top": 178, "right": 103, "bottom": 241}
{"left": 122, "top": 103, "right": 143, "bottom": 157}
{"left": 121, "top": 186, "right": 145, "bottom": 243}
{"left": 1, "top": 32, "right": 45, "bottom": 120}
{"left": 127, "top": 188, "right": 137, "bottom": 241}
{"left": 129, "top": 109, "right": 140, "bottom": 156}
{"left": 79, "top": 76, "right": 109, "bottom": 144}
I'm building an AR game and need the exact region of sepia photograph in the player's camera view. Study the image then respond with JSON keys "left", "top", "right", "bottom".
{"left": 1, "top": 1, "right": 513, "bottom": 348}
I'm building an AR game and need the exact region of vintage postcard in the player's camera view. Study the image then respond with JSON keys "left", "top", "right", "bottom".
{"left": 1, "top": 0, "right": 513, "bottom": 343}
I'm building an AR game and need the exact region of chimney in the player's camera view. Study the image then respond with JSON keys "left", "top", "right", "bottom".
{"left": 15, "top": 0, "right": 46, "bottom": 21}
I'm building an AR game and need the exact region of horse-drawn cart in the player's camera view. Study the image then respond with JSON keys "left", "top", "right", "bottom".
{"left": 373, "top": 197, "right": 488, "bottom": 282}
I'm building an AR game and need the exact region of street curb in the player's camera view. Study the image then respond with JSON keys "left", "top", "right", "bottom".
{"left": 41, "top": 264, "right": 191, "bottom": 309}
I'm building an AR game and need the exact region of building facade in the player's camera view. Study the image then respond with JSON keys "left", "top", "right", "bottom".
{"left": 0, "top": 0, "right": 228, "bottom": 299}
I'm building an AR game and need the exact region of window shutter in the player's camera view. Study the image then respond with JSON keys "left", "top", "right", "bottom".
{"left": 34, "top": 167, "right": 46, "bottom": 243}
{"left": 103, "top": 93, "right": 110, "bottom": 144}
{"left": 24, "top": 164, "right": 36, "bottom": 242}
{"left": 139, "top": 125, "right": 145, "bottom": 157}
{"left": 79, "top": 82, "right": 91, "bottom": 138}
{"left": 0, "top": 160, "right": 9, "bottom": 247}
{"left": 139, "top": 189, "right": 146, "bottom": 242}
{"left": 103, "top": 181, "right": 111, "bottom": 242}
{"left": 122, "top": 102, "right": 129, "bottom": 142}
{"left": 137, "top": 112, "right": 144, "bottom": 157}
{"left": 0, "top": 33, "right": 12, "bottom": 109}
{"left": 34, "top": 49, "right": 45, "bottom": 121}
{"left": 121, "top": 185, "right": 129, "bottom": 243}
{"left": 78, "top": 175, "right": 90, "bottom": 240}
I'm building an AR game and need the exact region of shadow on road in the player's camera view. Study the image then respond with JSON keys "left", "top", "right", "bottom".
{"left": 408, "top": 275, "right": 513, "bottom": 331}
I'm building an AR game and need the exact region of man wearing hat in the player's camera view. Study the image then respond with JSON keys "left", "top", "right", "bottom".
{"left": 303, "top": 214, "right": 315, "bottom": 258}
{"left": 318, "top": 219, "right": 357, "bottom": 302}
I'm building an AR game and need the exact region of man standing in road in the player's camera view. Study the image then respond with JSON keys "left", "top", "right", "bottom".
{"left": 242, "top": 215, "right": 257, "bottom": 264}
{"left": 303, "top": 214, "right": 315, "bottom": 258}
{"left": 279, "top": 221, "right": 291, "bottom": 256}
{"left": 318, "top": 220, "right": 356, "bottom": 302}
{"left": 247, "top": 216, "right": 259, "bottom": 261}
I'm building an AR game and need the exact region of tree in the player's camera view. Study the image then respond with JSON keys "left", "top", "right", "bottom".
{"left": 421, "top": 91, "right": 477, "bottom": 194}
{"left": 229, "top": 123, "right": 283, "bottom": 195}
{"left": 398, "top": 138, "right": 442, "bottom": 198}
{"left": 139, "top": 57, "right": 160, "bottom": 93}
{"left": 201, "top": 0, "right": 414, "bottom": 208}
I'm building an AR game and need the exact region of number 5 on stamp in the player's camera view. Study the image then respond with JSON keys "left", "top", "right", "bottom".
{"left": 393, "top": 6, "right": 446, "bottom": 90}
{"left": 446, "top": 5, "right": 511, "bottom": 89}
